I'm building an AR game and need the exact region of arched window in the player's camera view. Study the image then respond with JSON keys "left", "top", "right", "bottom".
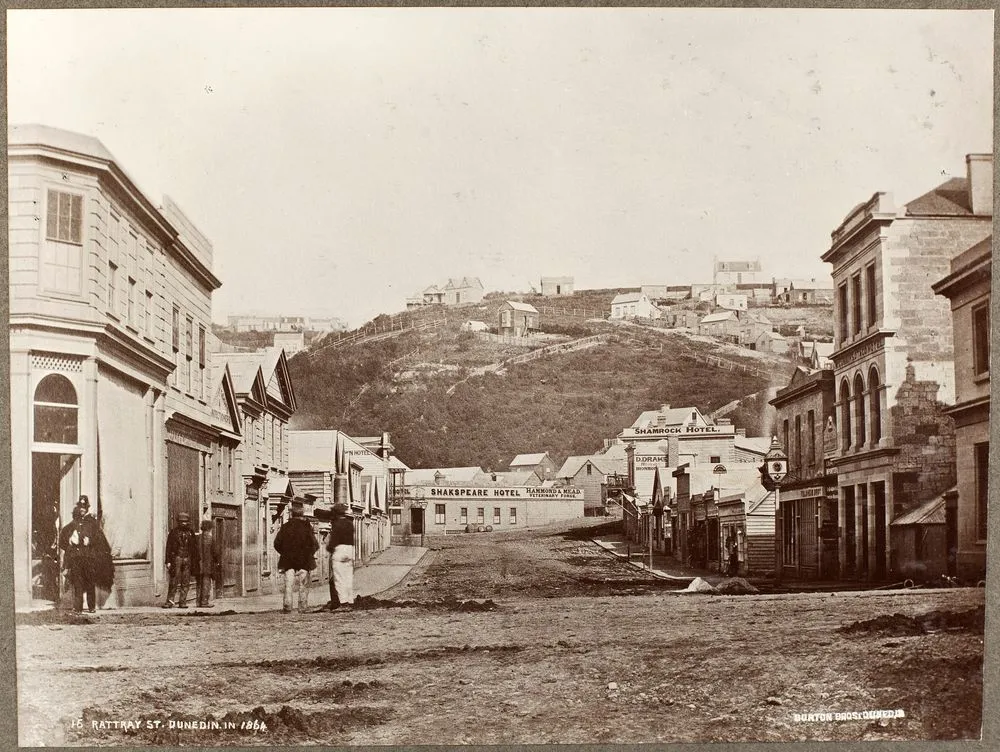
{"left": 854, "top": 373, "right": 867, "bottom": 447}
{"left": 840, "top": 379, "right": 852, "bottom": 451}
{"left": 33, "top": 374, "right": 78, "bottom": 444}
{"left": 869, "top": 366, "right": 882, "bottom": 444}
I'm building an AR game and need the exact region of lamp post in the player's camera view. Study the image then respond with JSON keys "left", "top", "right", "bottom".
{"left": 760, "top": 436, "right": 789, "bottom": 585}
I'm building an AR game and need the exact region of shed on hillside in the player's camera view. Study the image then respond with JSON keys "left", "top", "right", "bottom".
{"left": 540, "top": 276, "right": 574, "bottom": 296}
{"left": 498, "top": 301, "right": 539, "bottom": 336}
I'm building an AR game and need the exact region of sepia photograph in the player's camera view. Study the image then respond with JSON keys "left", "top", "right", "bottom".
{"left": 4, "top": 4, "right": 995, "bottom": 748}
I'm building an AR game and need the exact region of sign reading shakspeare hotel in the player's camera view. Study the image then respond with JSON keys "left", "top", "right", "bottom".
{"left": 414, "top": 486, "right": 585, "bottom": 500}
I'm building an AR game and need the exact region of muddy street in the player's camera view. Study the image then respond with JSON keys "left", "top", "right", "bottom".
{"left": 17, "top": 522, "right": 985, "bottom": 746}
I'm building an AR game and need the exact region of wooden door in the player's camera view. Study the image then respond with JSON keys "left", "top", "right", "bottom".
{"left": 167, "top": 442, "right": 199, "bottom": 590}
{"left": 243, "top": 498, "right": 260, "bottom": 592}
{"left": 213, "top": 510, "right": 240, "bottom": 596}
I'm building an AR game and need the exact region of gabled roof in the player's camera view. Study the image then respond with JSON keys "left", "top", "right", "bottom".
{"left": 218, "top": 347, "right": 295, "bottom": 413}
{"left": 555, "top": 454, "right": 623, "bottom": 479}
{"left": 700, "top": 311, "right": 738, "bottom": 323}
{"left": 403, "top": 466, "right": 484, "bottom": 484}
{"left": 734, "top": 436, "right": 772, "bottom": 456}
{"left": 208, "top": 363, "right": 242, "bottom": 438}
{"left": 612, "top": 292, "right": 644, "bottom": 305}
{"left": 904, "top": 177, "right": 972, "bottom": 216}
{"left": 475, "top": 469, "right": 540, "bottom": 485}
{"left": 891, "top": 491, "right": 950, "bottom": 526}
{"left": 510, "top": 452, "right": 549, "bottom": 467}
{"left": 504, "top": 301, "right": 539, "bottom": 313}
{"left": 630, "top": 405, "right": 705, "bottom": 429}
{"left": 288, "top": 430, "right": 388, "bottom": 476}
{"left": 217, "top": 353, "right": 268, "bottom": 402}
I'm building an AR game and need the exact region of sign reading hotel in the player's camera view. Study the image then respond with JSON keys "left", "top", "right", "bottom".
{"left": 414, "top": 486, "right": 585, "bottom": 500}
{"left": 622, "top": 424, "right": 736, "bottom": 438}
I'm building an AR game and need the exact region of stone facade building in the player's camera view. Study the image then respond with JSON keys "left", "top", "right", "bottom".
{"left": 933, "top": 234, "right": 992, "bottom": 582}
{"left": 821, "top": 154, "right": 992, "bottom": 581}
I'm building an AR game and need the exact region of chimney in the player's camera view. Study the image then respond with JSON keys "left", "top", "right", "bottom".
{"left": 625, "top": 443, "right": 636, "bottom": 489}
{"left": 966, "top": 154, "right": 993, "bottom": 216}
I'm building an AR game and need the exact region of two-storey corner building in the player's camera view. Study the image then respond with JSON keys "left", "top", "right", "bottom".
{"left": 215, "top": 347, "right": 296, "bottom": 596}
{"left": 821, "top": 154, "right": 993, "bottom": 582}
{"left": 8, "top": 124, "right": 227, "bottom": 608}
{"left": 933, "top": 234, "right": 992, "bottom": 582}
{"left": 769, "top": 367, "right": 839, "bottom": 580}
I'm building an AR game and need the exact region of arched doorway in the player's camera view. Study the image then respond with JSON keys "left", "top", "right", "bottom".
{"left": 31, "top": 374, "right": 81, "bottom": 603}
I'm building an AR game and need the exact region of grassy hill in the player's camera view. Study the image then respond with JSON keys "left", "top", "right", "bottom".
{"left": 285, "top": 293, "right": 801, "bottom": 471}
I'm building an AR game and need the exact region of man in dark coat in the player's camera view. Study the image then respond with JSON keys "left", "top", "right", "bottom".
{"left": 163, "top": 511, "right": 199, "bottom": 608}
{"left": 273, "top": 499, "right": 319, "bottom": 613}
{"left": 326, "top": 503, "right": 356, "bottom": 611}
{"left": 58, "top": 496, "right": 113, "bottom": 613}
{"left": 196, "top": 519, "right": 222, "bottom": 608}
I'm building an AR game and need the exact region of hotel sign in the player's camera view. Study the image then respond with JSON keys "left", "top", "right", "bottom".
{"left": 415, "top": 486, "right": 585, "bottom": 500}
{"left": 622, "top": 424, "right": 735, "bottom": 438}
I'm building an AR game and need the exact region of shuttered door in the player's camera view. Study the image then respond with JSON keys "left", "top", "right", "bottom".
{"left": 167, "top": 442, "right": 199, "bottom": 590}
{"left": 213, "top": 510, "right": 240, "bottom": 596}
{"left": 243, "top": 498, "right": 260, "bottom": 592}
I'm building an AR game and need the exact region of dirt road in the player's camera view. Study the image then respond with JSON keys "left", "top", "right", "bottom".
{"left": 16, "top": 520, "right": 985, "bottom": 746}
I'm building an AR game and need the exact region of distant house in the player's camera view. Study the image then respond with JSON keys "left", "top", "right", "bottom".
{"left": 611, "top": 292, "right": 658, "bottom": 320}
{"left": 699, "top": 310, "right": 740, "bottom": 340}
{"left": 642, "top": 284, "right": 692, "bottom": 302}
{"left": 498, "top": 301, "right": 539, "bottom": 336}
{"left": 460, "top": 320, "right": 489, "bottom": 332}
{"left": 410, "top": 277, "right": 485, "bottom": 307}
{"left": 715, "top": 293, "right": 748, "bottom": 312}
{"left": 555, "top": 454, "right": 626, "bottom": 516}
{"left": 735, "top": 282, "right": 773, "bottom": 301}
{"left": 540, "top": 276, "right": 574, "bottom": 296}
{"left": 754, "top": 330, "right": 788, "bottom": 354}
{"left": 714, "top": 258, "right": 765, "bottom": 286}
{"left": 799, "top": 340, "right": 835, "bottom": 369}
{"left": 661, "top": 309, "right": 701, "bottom": 329}
{"left": 274, "top": 331, "right": 306, "bottom": 355}
{"left": 740, "top": 310, "right": 773, "bottom": 346}
{"left": 509, "top": 452, "right": 558, "bottom": 479}
{"left": 773, "top": 278, "right": 835, "bottom": 305}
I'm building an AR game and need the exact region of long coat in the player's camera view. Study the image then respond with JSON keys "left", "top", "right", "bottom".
{"left": 274, "top": 517, "right": 319, "bottom": 571}
{"left": 58, "top": 515, "right": 114, "bottom": 589}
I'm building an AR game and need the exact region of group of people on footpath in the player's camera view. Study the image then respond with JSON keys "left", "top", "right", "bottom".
{"left": 161, "top": 499, "right": 356, "bottom": 613}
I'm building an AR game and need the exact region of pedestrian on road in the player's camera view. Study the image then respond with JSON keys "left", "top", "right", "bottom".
{"left": 273, "top": 499, "right": 319, "bottom": 613}
{"left": 195, "top": 519, "right": 221, "bottom": 608}
{"left": 163, "top": 511, "right": 199, "bottom": 609}
{"left": 726, "top": 532, "right": 739, "bottom": 577}
{"left": 58, "top": 496, "right": 113, "bottom": 613}
{"left": 326, "top": 503, "right": 355, "bottom": 610}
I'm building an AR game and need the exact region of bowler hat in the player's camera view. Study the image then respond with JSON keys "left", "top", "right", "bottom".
{"left": 177, "top": 512, "right": 190, "bottom": 521}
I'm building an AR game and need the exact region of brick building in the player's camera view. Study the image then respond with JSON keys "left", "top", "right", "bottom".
{"left": 769, "top": 366, "right": 839, "bottom": 580}
{"left": 933, "top": 233, "right": 992, "bottom": 582}
{"left": 821, "top": 154, "right": 992, "bottom": 581}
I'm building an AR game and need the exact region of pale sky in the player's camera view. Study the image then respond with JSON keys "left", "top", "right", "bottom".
{"left": 7, "top": 8, "right": 994, "bottom": 327}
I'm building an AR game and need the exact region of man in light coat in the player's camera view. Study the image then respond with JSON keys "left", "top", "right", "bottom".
{"left": 326, "top": 503, "right": 355, "bottom": 610}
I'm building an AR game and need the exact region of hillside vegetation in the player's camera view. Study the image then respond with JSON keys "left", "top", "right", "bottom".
{"left": 286, "top": 292, "right": 798, "bottom": 470}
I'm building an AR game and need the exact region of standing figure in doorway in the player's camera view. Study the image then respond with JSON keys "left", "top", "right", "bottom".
{"left": 726, "top": 532, "right": 740, "bottom": 577}
{"left": 59, "top": 496, "right": 113, "bottom": 613}
{"left": 163, "top": 512, "right": 199, "bottom": 609}
{"left": 273, "top": 499, "right": 319, "bottom": 614}
{"left": 195, "top": 519, "right": 221, "bottom": 608}
{"left": 327, "top": 503, "right": 355, "bottom": 610}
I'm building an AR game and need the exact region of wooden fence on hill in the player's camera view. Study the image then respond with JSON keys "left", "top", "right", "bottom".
{"left": 308, "top": 317, "right": 445, "bottom": 357}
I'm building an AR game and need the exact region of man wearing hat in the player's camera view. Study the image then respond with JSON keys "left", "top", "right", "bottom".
{"left": 326, "top": 503, "right": 355, "bottom": 610}
{"left": 163, "top": 511, "right": 199, "bottom": 608}
{"left": 273, "top": 499, "right": 319, "bottom": 614}
{"left": 58, "top": 495, "right": 112, "bottom": 613}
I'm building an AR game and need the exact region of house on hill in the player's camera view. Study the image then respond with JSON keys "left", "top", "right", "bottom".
{"left": 611, "top": 292, "right": 659, "bottom": 320}
{"left": 715, "top": 293, "right": 748, "bottom": 312}
{"left": 540, "top": 276, "right": 574, "bottom": 296}
{"left": 408, "top": 277, "right": 485, "bottom": 308}
{"left": 699, "top": 310, "right": 740, "bottom": 340}
{"left": 755, "top": 330, "right": 788, "bottom": 354}
{"left": 509, "top": 452, "right": 558, "bottom": 479}
{"left": 714, "top": 258, "right": 765, "bottom": 286}
{"left": 498, "top": 300, "right": 539, "bottom": 336}
{"left": 773, "top": 278, "right": 835, "bottom": 305}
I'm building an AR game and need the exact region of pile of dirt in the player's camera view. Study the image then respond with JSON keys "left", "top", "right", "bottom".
{"left": 353, "top": 596, "right": 498, "bottom": 612}
{"left": 838, "top": 606, "right": 985, "bottom": 636}
{"left": 714, "top": 578, "right": 759, "bottom": 595}
{"left": 681, "top": 577, "right": 717, "bottom": 594}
